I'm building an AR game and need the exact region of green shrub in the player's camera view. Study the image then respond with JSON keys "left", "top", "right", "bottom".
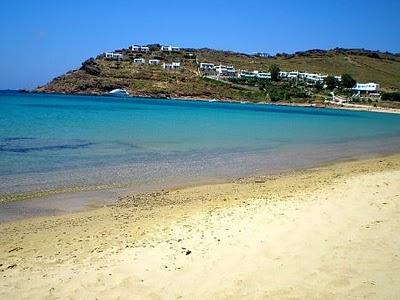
{"left": 341, "top": 73, "right": 357, "bottom": 89}
{"left": 381, "top": 92, "right": 400, "bottom": 102}
{"left": 324, "top": 76, "right": 338, "bottom": 90}
{"left": 269, "top": 64, "right": 280, "bottom": 81}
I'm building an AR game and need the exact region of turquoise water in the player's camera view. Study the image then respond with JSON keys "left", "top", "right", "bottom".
{"left": 1, "top": 92, "right": 400, "bottom": 199}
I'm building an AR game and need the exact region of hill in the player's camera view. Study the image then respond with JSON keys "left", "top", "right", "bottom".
{"left": 196, "top": 48, "right": 400, "bottom": 90}
{"left": 36, "top": 45, "right": 400, "bottom": 103}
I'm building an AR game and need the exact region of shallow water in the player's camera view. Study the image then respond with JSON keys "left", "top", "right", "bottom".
{"left": 1, "top": 92, "right": 400, "bottom": 220}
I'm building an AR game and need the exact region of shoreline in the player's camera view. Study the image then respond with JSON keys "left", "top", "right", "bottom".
{"left": 19, "top": 90, "right": 400, "bottom": 115}
{"left": 1, "top": 154, "right": 400, "bottom": 298}
{"left": 1, "top": 150, "right": 398, "bottom": 223}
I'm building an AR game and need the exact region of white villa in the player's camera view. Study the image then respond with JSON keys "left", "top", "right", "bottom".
{"left": 255, "top": 52, "right": 270, "bottom": 58}
{"left": 214, "top": 65, "right": 236, "bottom": 76}
{"left": 304, "top": 73, "right": 327, "bottom": 84}
{"left": 352, "top": 82, "right": 380, "bottom": 93}
{"left": 199, "top": 62, "right": 215, "bottom": 69}
{"left": 131, "top": 45, "right": 149, "bottom": 53}
{"left": 149, "top": 59, "right": 161, "bottom": 65}
{"left": 299, "top": 72, "right": 307, "bottom": 80}
{"left": 239, "top": 70, "right": 271, "bottom": 79}
{"left": 279, "top": 71, "right": 288, "bottom": 79}
{"left": 256, "top": 72, "right": 271, "bottom": 79}
{"left": 334, "top": 75, "right": 342, "bottom": 82}
{"left": 287, "top": 71, "right": 299, "bottom": 80}
{"left": 163, "top": 62, "right": 181, "bottom": 69}
{"left": 197, "top": 60, "right": 380, "bottom": 94}
{"left": 105, "top": 52, "right": 122, "bottom": 60}
{"left": 239, "top": 70, "right": 257, "bottom": 78}
{"left": 133, "top": 58, "right": 145, "bottom": 64}
{"left": 161, "top": 45, "right": 181, "bottom": 52}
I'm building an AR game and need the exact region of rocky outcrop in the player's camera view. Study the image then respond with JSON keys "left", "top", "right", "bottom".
{"left": 80, "top": 59, "right": 101, "bottom": 76}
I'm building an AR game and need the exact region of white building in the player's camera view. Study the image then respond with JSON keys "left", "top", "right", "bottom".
{"left": 238, "top": 70, "right": 271, "bottom": 79}
{"left": 214, "top": 65, "right": 236, "bottom": 77}
{"left": 298, "top": 72, "right": 308, "bottom": 80}
{"left": 319, "top": 74, "right": 328, "bottom": 82}
{"left": 287, "top": 71, "right": 299, "bottom": 80}
{"left": 163, "top": 62, "right": 181, "bottom": 69}
{"left": 304, "top": 73, "right": 327, "bottom": 84}
{"left": 105, "top": 52, "right": 123, "bottom": 60}
{"left": 294, "top": 72, "right": 340, "bottom": 85}
{"left": 161, "top": 45, "right": 181, "bottom": 52}
{"left": 257, "top": 72, "right": 271, "bottom": 79}
{"left": 199, "top": 62, "right": 215, "bottom": 69}
{"left": 279, "top": 71, "right": 288, "bottom": 79}
{"left": 133, "top": 58, "right": 145, "bottom": 64}
{"left": 131, "top": 45, "right": 149, "bottom": 53}
{"left": 131, "top": 45, "right": 140, "bottom": 52}
{"left": 255, "top": 52, "right": 271, "bottom": 58}
{"left": 238, "top": 70, "right": 257, "bottom": 78}
{"left": 352, "top": 82, "right": 380, "bottom": 93}
{"left": 149, "top": 59, "right": 161, "bottom": 65}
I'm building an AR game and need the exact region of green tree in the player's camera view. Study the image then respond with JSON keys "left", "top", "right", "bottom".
{"left": 324, "top": 76, "right": 338, "bottom": 90}
{"left": 381, "top": 92, "right": 400, "bottom": 102}
{"left": 269, "top": 64, "right": 280, "bottom": 81}
{"left": 341, "top": 73, "right": 357, "bottom": 89}
{"left": 314, "top": 81, "right": 323, "bottom": 91}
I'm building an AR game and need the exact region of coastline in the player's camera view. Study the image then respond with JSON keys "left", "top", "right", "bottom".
{"left": 23, "top": 90, "right": 400, "bottom": 115}
{"left": 2, "top": 92, "right": 400, "bottom": 222}
{"left": 2, "top": 149, "right": 399, "bottom": 222}
{"left": 1, "top": 154, "right": 400, "bottom": 298}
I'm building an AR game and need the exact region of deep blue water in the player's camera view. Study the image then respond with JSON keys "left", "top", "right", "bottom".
{"left": 1, "top": 92, "right": 400, "bottom": 197}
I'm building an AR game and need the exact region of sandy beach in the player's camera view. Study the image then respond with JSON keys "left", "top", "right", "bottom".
{"left": 1, "top": 155, "right": 400, "bottom": 299}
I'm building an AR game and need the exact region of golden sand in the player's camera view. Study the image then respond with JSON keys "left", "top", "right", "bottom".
{"left": 1, "top": 155, "right": 400, "bottom": 299}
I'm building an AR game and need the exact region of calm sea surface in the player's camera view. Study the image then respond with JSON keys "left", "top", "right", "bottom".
{"left": 1, "top": 92, "right": 400, "bottom": 219}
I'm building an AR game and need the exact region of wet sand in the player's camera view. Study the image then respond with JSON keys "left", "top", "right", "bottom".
{"left": 1, "top": 155, "right": 400, "bottom": 299}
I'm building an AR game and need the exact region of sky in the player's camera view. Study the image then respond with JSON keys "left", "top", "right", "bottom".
{"left": 0, "top": 0, "right": 399, "bottom": 90}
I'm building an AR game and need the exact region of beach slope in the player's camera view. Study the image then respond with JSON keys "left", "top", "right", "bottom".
{"left": 1, "top": 155, "right": 400, "bottom": 299}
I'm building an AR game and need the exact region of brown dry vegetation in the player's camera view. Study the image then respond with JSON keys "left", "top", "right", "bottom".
{"left": 197, "top": 50, "right": 400, "bottom": 90}
{"left": 37, "top": 47, "right": 400, "bottom": 102}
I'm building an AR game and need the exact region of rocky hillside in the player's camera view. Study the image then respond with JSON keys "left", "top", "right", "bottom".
{"left": 37, "top": 45, "right": 400, "bottom": 102}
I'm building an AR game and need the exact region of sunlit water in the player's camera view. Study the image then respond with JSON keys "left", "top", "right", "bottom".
{"left": 1, "top": 92, "right": 400, "bottom": 220}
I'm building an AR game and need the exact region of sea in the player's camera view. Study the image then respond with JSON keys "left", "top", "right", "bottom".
{"left": 1, "top": 92, "right": 400, "bottom": 220}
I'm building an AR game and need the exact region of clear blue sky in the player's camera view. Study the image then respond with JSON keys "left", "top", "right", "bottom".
{"left": 1, "top": 0, "right": 399, "bottom": 90}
